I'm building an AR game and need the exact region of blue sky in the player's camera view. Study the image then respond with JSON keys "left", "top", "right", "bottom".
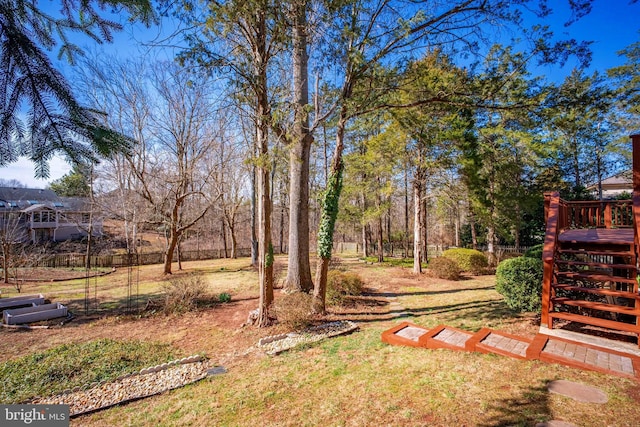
{"left": 1, "top": 0, "right": 639, "bottom": 188}
{"left": 527, "top": 0, "right": 640, "bottom": 79}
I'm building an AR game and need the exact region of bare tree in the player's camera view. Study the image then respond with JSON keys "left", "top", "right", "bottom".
{"left": 142, "top": 62, "right": 223, "bottom": 274}
{"left": 0, "top": 210, "right": 28, "bottom": 285}
{"left": 77, "top": 55, "right": 153, "bottom": 259}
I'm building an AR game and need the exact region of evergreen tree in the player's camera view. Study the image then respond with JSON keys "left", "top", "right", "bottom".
{"left": 48, "top": 164, "right": 90, "bottom": 197}
{"left": 0, "top": 0, "right": 155, "bottom": 177}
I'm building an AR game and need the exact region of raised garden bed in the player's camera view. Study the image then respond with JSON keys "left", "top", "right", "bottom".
{"left": 4, "top": 302, "right": 68, "bottom": 325}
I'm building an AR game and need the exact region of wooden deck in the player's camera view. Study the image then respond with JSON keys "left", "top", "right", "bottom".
{"left": 557, "top": 228, "right": 635, "bottom": 245}
{"left": 382, "top": 322, "right": 640, "bottom": 380}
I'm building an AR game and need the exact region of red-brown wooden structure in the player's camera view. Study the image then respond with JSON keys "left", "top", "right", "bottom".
{"left": 541, "top": 134, "right": 640, "bottom": 345}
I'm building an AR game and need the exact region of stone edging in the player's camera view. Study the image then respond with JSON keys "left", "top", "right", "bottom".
{"left": 258, "top": 320, "right": 359, "bottom": 355}
{"left": 29, "top": 354, "right": 211, "bottom": 417}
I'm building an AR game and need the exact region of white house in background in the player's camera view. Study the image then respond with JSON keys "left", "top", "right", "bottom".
{"left": 0, "top": 187, "right": 102, "bottom": 243}
{"left": 586, "top": 170, "right": 633, "bottom": 199}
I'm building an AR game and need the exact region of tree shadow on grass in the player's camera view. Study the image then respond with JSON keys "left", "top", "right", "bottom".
{"left": 368, "top": 285, "right": 496, "bottom": 298}
{"left": 477, "top": 382, "right": 552, "bottom": 427}
{"left": 328, "top": 299, "right": 518, "bottom": 325}
{"left": 51, "top": 292, "right": 257, "bottom": 328}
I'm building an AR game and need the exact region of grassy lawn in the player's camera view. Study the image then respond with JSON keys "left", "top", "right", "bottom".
{"left": 0, "top": 339, "right": 177, "bottom": 403}
{"left": 1, "top": 256, "right": 639, "bottom": 426}
{"left": 0, "top": 258, "right": 258, "bottom": 314}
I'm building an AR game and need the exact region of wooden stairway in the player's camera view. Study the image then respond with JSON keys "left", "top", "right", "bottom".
{"left": 546, "top": 227, "right": 640, "bottom": 337}
{"left": 541, "top": 134, "right": 640, "bottom": 345}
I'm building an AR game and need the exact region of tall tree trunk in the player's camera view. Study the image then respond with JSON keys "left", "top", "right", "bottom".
{"left": 412, "top": 174, "right": 423, "bottom": 274}
{"left": 486, "top": 223, "right": 496, "bottom": 265}
{"left": 255, "top": 14, "right": 274, "bottom": 326}
{"left": 229, "top": 224, "right": 237, "bottom": 259}
{"left": 454, "top": 205, "right": 460, "bottom": 247}
{"left": 377, "top": 187, "right": 384, "bottom": 262}
{"left": 285, "top": 0, "right": 313, "bottom": 293}
{"left": 2, "top": 242, "right": 9, "bottom": 284}
{"left": 571, "top": 136, "right": 581, "bottom": 191}
{"left": 377, "top": 215, "right": 384, "bottom": 263}
{"left": 251, "top": 161, "right": 258, "bottom": 267}
{"left": 313, "top": 111, "right": 346, "bottom": 314}
{"left": 421, "top": 188, "right": 428, "bottom": 263}
{"left": 163, "top": 227, "right": 179, "bottom": 275}
{"left": 469, "top": 206, "right": 478, "bottom": 250}
{"left": 386, "top": 197, "right": 392, "bottom": 253}
{"left": 221, "top": 216, "right": 228, "bottom": 258}
{"left": 404, "top": 164, "right": 409, "bottom": 258}
{"left": 361, "top": 192, "right": 368, "bottom": 258}
{"left": 279, "top": 193, "right": 285, "bottom": 254}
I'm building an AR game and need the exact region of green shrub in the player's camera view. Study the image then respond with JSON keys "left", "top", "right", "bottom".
{"left": 441, "top": 248, "right": 488, "bottom": 274}
{"left": 218, "top": 292, "right": 232, "bottom": 303}
{"left": 428, "top": 256, "right": 461, "bottom": 280}
{"left": 523, "top": 244, "right": 543, "bottom": 260}
{"left": 495, "top": 257, "right": 544, "bottom": 312}
{"left": 327, "top": 270, "right": 365, "bottom": 304}
{"left": 273, "top": 292, "right": 313, "bottom": 330}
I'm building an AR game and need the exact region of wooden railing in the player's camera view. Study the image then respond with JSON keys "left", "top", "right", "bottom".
{"left": 559, "top": 199, "right": 633, "bottom": 229}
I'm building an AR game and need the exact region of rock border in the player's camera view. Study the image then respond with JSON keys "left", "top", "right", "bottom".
{"left": 29, "top": 354, "right": 216, "bottom": 417}
{"left": 258, "top": 320, "right": 359, "bottom": 355}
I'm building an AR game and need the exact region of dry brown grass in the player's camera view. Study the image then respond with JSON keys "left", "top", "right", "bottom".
{"left": 1, "top": 256, "right": 639, "bottom": 426}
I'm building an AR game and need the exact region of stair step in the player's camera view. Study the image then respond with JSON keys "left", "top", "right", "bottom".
{"left": 549, "top": 311, "right": 640, "bottom": 334}
{"left": 551, "top": 297, "right": 640, "bottom": 315}
{"left": 555, "top": 271, "right": 637, "bottom": 284}
{"left": 554, "top": 260, "right": 637, "bottom": 270}
{"left": 552, "top": 284, "right": 640, "bottom": 299}
{"left": 558, "top": 228, "right": 635, "bottom": 245}
{"left": 558, "top": 249, "right": 635, "bottom": 257}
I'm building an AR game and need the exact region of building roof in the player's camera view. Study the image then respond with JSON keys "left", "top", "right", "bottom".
{"left": 0, "top": 187, "right": 59, "bottom": 207}
{"left": 0, "top": 187, "right": 90, "bottom": 212}
{"left": 586, "top": 170, "right": 633, "bottom": 191}
{"left": 20, "top": 204, "right": 54, "bottom": 213}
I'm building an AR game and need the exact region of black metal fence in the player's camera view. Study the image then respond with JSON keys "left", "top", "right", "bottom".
{"left": 32, "top": 248, "right": 254, "bottom": 268}
{"left": 30, "top": 243, "right": 532, "bottom": 269}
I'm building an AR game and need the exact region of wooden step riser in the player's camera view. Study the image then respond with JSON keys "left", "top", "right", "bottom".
{"left": 549, "top": 311, "right": 640, "bottom": 334}
{"left": 555, "top": 260, "right": 637, "bottom": 270}
{"left": 558, "top": 248, "right": 635, "bottom": 257}
{"left": 551, "top": 297, "right": 640, "bottom": 315}
{"left": 555, "top": 272, "right": 637, "bottom": 284}
{"left": 551, "top": 284, "right": 640, "bottom": 299}
{"left": 560, "top": 241, "right": 634, "bottom": 248}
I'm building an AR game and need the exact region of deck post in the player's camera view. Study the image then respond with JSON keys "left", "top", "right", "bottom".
{"left": 541, "top": 192, "right": 560, "bottom": 327}
{"left": 631, "top": 134, "right": 640, "bottom": 335}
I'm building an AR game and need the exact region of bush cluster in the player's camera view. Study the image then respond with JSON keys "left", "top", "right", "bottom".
{"left": 523, "top": 244, "right": 543, "bottom": 260}
{"left": 273, "top": 292, "right": 314, "bottom": 330}
{"left": 327, "top": 270, "right": 365, "bottom": 304}
{"left": 441, "top": 248, "right": 488, "bottom": 275}
{"left": 161, "top": 274, "right": 208, "bottom": 314}
{"left": 428, "top": 256, "right": 461, "bottom": 280}
{"left": 495, "top": 256, "right": 544, "bottom": 312}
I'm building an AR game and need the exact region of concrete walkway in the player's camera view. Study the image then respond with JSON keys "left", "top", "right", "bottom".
{"left": 382, "top": 322, "right": 640, "bottom": 380}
